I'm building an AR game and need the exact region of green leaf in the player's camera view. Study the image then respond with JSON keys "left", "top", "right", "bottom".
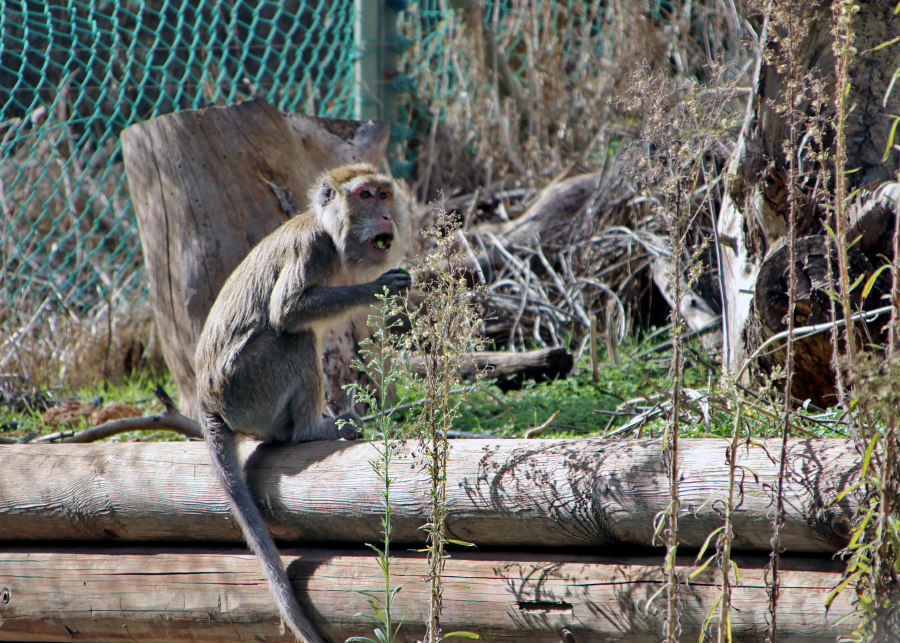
{"left": 861, "top": 434, "right": 880, "bottom": 480}
{"left": 445, "top": 539, "right": 476, "bottom": 547}
{"left": 862, "top": 265, "right": 891, "bottom": 298}
{"left": 848, "top": 272, "right": 866, "bottom": 292}
{"left": 825, "top": 572, "right": 858, "bottom": 608}
{"left": 695, "top": 526, "right": 724, "bottom": 563}
{"left": 884, "top": 115, "right": 900, "bottom": 161}
{"left": 443, "top": 632, "right": 481, "bottom": 639}
{"left": 873, "top": 35, "right": 900, "bottom": 52}
{"left": 689, "top": 553, "right": 717, "bottom": 580}
{"left": 832, "top": 478, "right": 878, "bottom": 506}
{"left": 698, "top": 595, "right": 723, "bottom": 643}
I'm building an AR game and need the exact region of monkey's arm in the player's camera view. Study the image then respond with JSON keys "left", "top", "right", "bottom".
{"left": 274, "top": 284, "right": 378, "bottom": 330}
{"left": 270, "top": 270, "right": 410, "bottom": 332}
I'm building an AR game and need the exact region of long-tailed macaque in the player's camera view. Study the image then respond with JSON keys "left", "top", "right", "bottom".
{"left": 195, "top": 164, "right": 411, "bottom": 643}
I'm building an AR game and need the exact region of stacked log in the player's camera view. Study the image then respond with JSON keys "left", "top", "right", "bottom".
{"left": 0, "top": 438, "right": 861, "bottom": 641}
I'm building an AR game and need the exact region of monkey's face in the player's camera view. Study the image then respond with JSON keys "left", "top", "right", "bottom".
{"left": 352, "top": 180, "right": 396, "bottom": 255}
{"left": 314, "top": 165, "right": 411, "bottom": 277}
{"left": 342, "top": 177, "right": 409, "bottom": 274}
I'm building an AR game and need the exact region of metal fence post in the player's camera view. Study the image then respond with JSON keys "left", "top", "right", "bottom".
{"left": 354, "top": 0, "right": 399, "bottom": 125}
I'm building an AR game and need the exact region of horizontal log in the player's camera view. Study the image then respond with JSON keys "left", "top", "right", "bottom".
{"left": 0, "top": 439, "right": 858, "bottom": 552}
{"left": 0, "top": 546, "right": 852, "bottom": 643}
{"left": 407, "top": 347, "right": 574, "bottom": 389}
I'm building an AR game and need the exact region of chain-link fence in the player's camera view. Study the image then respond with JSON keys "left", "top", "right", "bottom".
{"left": 1, "top": 0, "right": 357, "bottom": 319}
{"left": 2, "top": 0, "right": 693, "bottom": 346}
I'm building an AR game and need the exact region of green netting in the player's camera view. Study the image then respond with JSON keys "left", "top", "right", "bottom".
{"left": 1, "top": 0, "right": 356, "bottom": 315}
{"left": 394, "top": 0, "right": 611, "bottom": 192}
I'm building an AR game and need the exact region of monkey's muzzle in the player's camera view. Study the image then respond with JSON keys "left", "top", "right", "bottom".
{"left": 371, "top": 232, "right": 394, "bottom": 251}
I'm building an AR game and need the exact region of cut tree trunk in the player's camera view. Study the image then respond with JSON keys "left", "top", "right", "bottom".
{"left": 406, "top": 347, "right": 574, "bottom": 390}
{"left": 0, "top": 439, "right": 858, "bottom": 552}
{"left": 121, "top": 98, "right": 390, "bottom": 419}
{"left": 717, "top": 0, "right": 900, "bottom": 386}
{"left": 753, "top": 196, "right": 896, "bottom": 406}
{"left": 0, "top": 546, "right": 853, "bottom": 643}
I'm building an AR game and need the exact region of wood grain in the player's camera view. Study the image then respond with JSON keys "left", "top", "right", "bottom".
{"left": 0, "top": 438, "right": 858, "bottom": 552}
{"left": 0, "top": 546, "right": 852, "bottom": 643}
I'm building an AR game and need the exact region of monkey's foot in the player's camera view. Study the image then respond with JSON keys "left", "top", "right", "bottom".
{"left": 336, "top": 411, "right": 363, "bottom": 440}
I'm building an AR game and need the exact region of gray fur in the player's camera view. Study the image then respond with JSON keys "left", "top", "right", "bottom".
{"left": 195, "top": 165, "right": 410, "bottom": 643}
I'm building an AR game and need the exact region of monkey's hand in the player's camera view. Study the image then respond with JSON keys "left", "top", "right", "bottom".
{"left": 336, "top": 411, "right": 364, "bottom": 440}
{"left": 373, "top": 268, "right": 412, "bottom": 297}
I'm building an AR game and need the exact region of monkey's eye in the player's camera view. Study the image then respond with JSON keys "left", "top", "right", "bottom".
{"left": 360, "top": 189, "right": 373, "bottom": 199}
{"left": 379, "top": 191, "right": 389, "bottom": 200}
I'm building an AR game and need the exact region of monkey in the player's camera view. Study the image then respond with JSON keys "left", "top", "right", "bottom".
{"left": 195, "top": 163, "right": 411, "bottom": 643}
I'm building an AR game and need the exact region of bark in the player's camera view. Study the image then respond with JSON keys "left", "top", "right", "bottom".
{"left": 753, "top": 188, "right": 897, "bottom": 406}
{"left": 121, "top": 97, "right": 390, "bottom": 419}
{"left": 0, "top": 546, "right": 852, "bottom": 643}
{"left": 0, "top": 439, "right": 858, "bottom": 552}
{"left": 406, "top": 347, "right": 574, "bottom": 390}
{"left": 717, "top": 1, "right": 900, "bottom": 380}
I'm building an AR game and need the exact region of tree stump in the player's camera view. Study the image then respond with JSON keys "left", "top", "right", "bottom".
{"left": 716, "top": 1, "right": 900, "bottom": 393}
{"left": 121, "top": 98, "right": 391, "bottom": 419}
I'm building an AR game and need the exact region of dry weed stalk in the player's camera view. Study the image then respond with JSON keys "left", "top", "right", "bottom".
{"left": 761, "top": 1, "right": 805, "bottom": 638}
{"left": 623, "top": 62, "right": 740, "bottom": 642}
{"left": 407, "top": 205, "right": 483, "bottom": 643}
{"left": 400, "top": 0, "right": 749, "bottom": 200}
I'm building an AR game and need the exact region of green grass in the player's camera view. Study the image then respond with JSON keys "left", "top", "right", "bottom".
{"left": 0, "top": 371, "right": 189, "bottom": 443}
{"left": 0, "top": 330, "right": 847, "bottom": 443}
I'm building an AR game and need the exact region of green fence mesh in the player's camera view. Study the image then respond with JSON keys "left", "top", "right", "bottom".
{"left": 1, "top": 0, "right": 357, "bottom": 316}
{"left": 394, "top": 0, "right": 612, "bottom": 199}
{"left": 2, "top": 0, "right": 656, "bottom": 323}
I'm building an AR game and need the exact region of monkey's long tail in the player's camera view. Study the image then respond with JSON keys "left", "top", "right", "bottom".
{"left": 203, "top": 413, "right": 326, "bottom": 643}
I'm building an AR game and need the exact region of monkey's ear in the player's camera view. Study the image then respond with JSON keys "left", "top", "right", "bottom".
{"left": 317, "top": 182, "right": 335, "bottom": 207}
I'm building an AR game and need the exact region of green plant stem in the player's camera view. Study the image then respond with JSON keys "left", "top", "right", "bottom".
{"left": 717, "top": 401, "right": 742, "bottom": 643}
{"left": 665, "top": 189, "right": 683, "bottom": 643}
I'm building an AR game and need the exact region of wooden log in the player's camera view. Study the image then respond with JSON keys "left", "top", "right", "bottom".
{"left": 0, "top": 439, "right": 857, "bottom": 552}
{"left": 754, "top": 236, "right": 885, "bottom": 407}
{"left": 121, "top": 97, "right": 390, "bottom": 419}
{"left": 0, "top": 546, "right": 853, "bottom": 643}
{"left": 477, "top": 172, "right": 600, "bottom": 248}
{"left": 406, "top": 347, "right": 574, "bottom": 390}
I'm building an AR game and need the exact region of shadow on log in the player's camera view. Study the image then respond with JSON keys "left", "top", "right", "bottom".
{"left": 0, "top": 439, "right": 858, "bottom": 553}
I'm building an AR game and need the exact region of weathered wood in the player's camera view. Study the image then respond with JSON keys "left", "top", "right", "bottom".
{"left": 754, "top": 229, "right": 892, "bottom": 406}
{"left": 0, "top": 439, "right": 858, "bottom": 552}
{"left": 121, "top": 97, "right": 390, "bottom": 419}
{"left": 478, "top": 172, "right": 600, "bottom": 247}
{"left": 716, "top": 1, "right": 900, "bottom": 374}
{"left": 406, "top": 347, "right": 574, "bottom": 390}
{"left": 0, "top": 546, "right": 853, "bottom": 643}
{"left": 651, "top": 255, "right": 721, "bottom": 348}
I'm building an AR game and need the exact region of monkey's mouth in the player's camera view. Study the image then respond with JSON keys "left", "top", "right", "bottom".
{"left": 371, "top": 232, "right": 394, "bottom": 252}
